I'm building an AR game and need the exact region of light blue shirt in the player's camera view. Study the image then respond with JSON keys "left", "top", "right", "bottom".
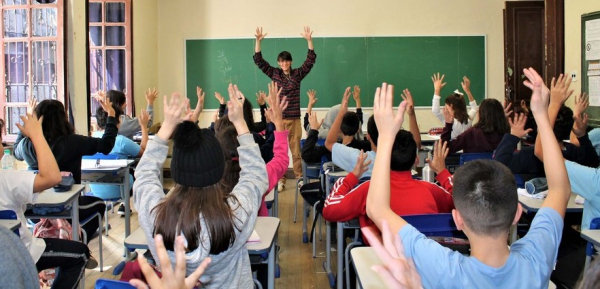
{"left": 565, "top": 160, "right": 600, "bottom": 230}
{"left": 399, "top": 207, "right": 563, "bottom": 289}
{"left": 331, "top": 143, "right": 376, "bottom": 177}
{"left": 89, "top": 131, "right": 139, "bottom": 199}
{"left": 588, "top": 128, "right": 600, "bottom": 157}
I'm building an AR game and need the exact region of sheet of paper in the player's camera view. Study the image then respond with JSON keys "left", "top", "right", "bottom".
{"left": 588, "top": 70, "right": 600, "bottom": 76}
{"left": 587, "top": 20, "right": 600, "bottom": 60}
{"left": 246, "top": 229, "right": 261, "bottom": 243}
{"left": 589, "top": 76, "right": 600, "bottom": 106}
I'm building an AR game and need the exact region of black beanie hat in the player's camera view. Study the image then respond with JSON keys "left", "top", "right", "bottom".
{"left": 171, "top": 121, "right": 225, "bottom": 187}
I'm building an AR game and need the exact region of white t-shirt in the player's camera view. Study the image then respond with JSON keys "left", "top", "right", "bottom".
{"left": 0, "top": 171, "right": 46, "bottom": 262}
{"left": 431, "top": 94, "right": 478, "bottom": 139}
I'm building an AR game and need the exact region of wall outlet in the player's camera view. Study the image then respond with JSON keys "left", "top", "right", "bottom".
{"left": 571, "top": 70, "right": 577, "bottom": 82}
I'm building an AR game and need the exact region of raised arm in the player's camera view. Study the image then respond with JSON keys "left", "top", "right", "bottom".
{"left": 301, "top": 26, "right": 314, "bottom": 50}
{"left": 401, "top": 89, "right": 421, "bottom": 149}
{"left": 81, "top": 94, "right": 117, "bottom": 155}
{"left": 366, "top": 83, "right": 409, "bottom": 234}
{"left": 534, "top": 74, "right": 573, "bottom": 161}
{"left": 493, "top": 113, "right": 533, "bottom": 173}
{"left": 264, "top": 82, "right": 290, "bottom": 192}
{"left": 461, "top": 76, "right": 478, "bottom": 120}
{"left": 254, "top": 27, "right": 267, "bottom": 53}
{"left": 431, "top": 73, "right": 446, "bottom": 124}
{"left": 136, "top": 109, "right": 150, "bottom": 156}
{"left": 253, "top": 27, "right": 276, "bottom": 78}
{"left": 301, "top": 112, "right": 327, "bottom": 163}
{"left": 145, "top": 88, "right": 158, "bottom": 128}
{"left": 325, "top": 87, "right": 351, "bottom": 151}
{"left": 307, "top": 89, "right": 317, "bottom": 115}
{"left": 524, "top": 68, "right": 570, "bottom": 218}
{"left": 16, "top": 112, "right": 61, "bottom": 192}
{"left": 298, "top": 26, "right": 317, "bottom": 80}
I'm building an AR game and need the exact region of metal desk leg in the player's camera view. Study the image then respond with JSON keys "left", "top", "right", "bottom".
{"left": 268, "top": 238, "right": 276, "bottom": 289}
{"left": 123, "top": 168, "right": 131, "bottom": 257}
{"left": 72, "top": 197, "right": 80, "bottom": 242}
{"left": 324, "top": 220, "right": 335, "bottom": 287}
{"left": 337, "top": 222, "right": 344, "bottom": 289}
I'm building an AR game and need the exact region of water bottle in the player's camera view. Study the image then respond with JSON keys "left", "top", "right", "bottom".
{"left": 1, "top": 149, "right": 15, "bottom": 170}
{"left": 422, "top": 163, "right": 434, "bottom": 183}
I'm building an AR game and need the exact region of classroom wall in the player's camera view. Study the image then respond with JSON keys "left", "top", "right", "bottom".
{"left": 67, "top": 0, "right": 159, "bottom": 135}
{"left": 156, "top": 0, "right": 509, "bottom": 131}
{"left": 564, "top": 0, "right": 600, "bottom": 107}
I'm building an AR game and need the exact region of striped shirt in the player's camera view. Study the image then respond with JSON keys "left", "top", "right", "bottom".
{"left": 253, "top": 49, "right": 317, "bottom": 119}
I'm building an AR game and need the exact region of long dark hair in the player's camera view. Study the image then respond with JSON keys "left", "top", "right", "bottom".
{"left": 152, "top": 183, "right": 239, "bottom": 254}
{"left": 474, "top": 99, "right": 510, "bottom": 134}
{"left": 35, "top": 100, "right": 74, "bottom": 143}
{"left": 243, "top": 98, "right": 256, "bottom": 132}
{"left": 445, "top": 94, "right": 469, "bottom": 124}
{"left": 216, "top": 124, "right": 241, "bottom": 192}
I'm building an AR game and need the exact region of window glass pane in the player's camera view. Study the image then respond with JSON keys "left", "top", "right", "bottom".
{"left": 31, "top": 41, "right": 57, "bottom": 101}
{"left": 89, "top": 2, "right": 102, "bottom": 23}
{"left": 105, "top": 49, "right": 125, "bottom": 91}
{"left": 33, "top": 0, "right": 58, "bottom": 4}
{"left": 4, "top": 41, "right": 30, "bottom": 103}
{"left": 3, "top": 0, "right": 28, "bottom": 5}
{"left": 6, "top": 107, "right": 26, "bottom": 135}
{"left": 89, "top": 26, "right": 102, "bottom": 46}
{"left": 32, "top": 8, "right": 57, "bottom": 37}
{"left": 3, "top": 9, "right": 28, "bottom": 37}
{"left": 105, "top": 26, "right": 124, "bottom": 46}
{"left": 89, "top": 49, "right": 103, "bottom": 94}
{"left": 105, "top": 2, "right": 124, "bottom": 23}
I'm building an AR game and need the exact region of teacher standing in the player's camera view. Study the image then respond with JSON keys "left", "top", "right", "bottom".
{"left": 253, "top": 26, "right": 317, "bottom": 190}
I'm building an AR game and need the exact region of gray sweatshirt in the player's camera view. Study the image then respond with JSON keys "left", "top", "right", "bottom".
{"left": 118, "top": 104, "right": 154, "bottom": 139}
{"left": 133, "top": 134, "right": 268, "bottom": 289}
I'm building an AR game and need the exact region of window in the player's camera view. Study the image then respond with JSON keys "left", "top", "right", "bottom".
{"left": 0, "top": 0, "right": 64, "bottom": 139}
{"left": 88, "top": 0, "right": 132, "bottom": 118}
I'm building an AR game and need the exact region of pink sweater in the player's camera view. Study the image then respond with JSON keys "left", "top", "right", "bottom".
{"left": 258, "top": 130, "right": 290, "bottom": 216}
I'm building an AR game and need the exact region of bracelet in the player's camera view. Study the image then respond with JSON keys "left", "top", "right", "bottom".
{"left": 238, "top": 131, "right": 251, "bottom": 137}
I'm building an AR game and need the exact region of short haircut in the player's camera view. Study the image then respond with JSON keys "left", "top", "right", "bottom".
{"left": 340, "top": 112, "right": 360, "bottom": 136}
{"left": 367, "top": 115, "right": 378, "bottom": 146}
{"left": 390, "top": 130, "right": 417, "bottom": 171}
{"left": 453, "top": 160, "right": 518, "bottom": 236}
{"left": 95, "top": 106, "right": 123, "bottom": 129}
{"left": 277, "top": 51, "right": 293, "bottom": 62}
{"left": 554, "top": 105, "right": 574, "bottom": 141}
{"left": 106, "top": 90, "right": 126, "bottom": 108}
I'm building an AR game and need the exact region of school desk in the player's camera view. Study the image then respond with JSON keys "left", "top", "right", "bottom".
{"left": 0, "top": 219, "right": 20, "bottom": 232}
{"left": 350, "top": 247, "right": 385, "bottom": 289}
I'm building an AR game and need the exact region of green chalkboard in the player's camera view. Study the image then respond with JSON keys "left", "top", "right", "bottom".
{"left": 185, "top": 36, "right": 486, "bottom": 109}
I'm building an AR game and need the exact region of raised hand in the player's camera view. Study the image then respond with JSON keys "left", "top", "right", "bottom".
{"left": 214, "top": 92, "right": 225, "bottom": 105}
{"left": 189, "top": 87, "right": 205, "bottom": 123}
{"left": 255, "top": 27, "right": 267, "bottom": 41}
{"left": 550, "top": 74, "right": 573, "bottom": 105}
{"left": 503, "top": 99, "right": 513, "bottom": 118}
{"left": 520, "top": 100, "right": 530, "bottom": 115}
{"left": 401, "top": 89, "right": 415, "bottom": 116}
{"left": 98, "top": 92, "right": 116, "bottom": 117}
{"left": 16, "top": 112, "right": 43, "bottom": 140}
{"left": 227, "top": 84, "right": 248, "bottom": 134}
{"left": 373, "top": 83, "right": 407, "bottom": 140}
{"left": 426, "top": 140, "right": 449, "bottom": 174}
{"left": 156, "top": 93, "right": 190, "bottom": 141}
{"left": 361, "top": 221, "right": 423, "bottom": 289}
{"left": 308, "top": 112, "right": 324, "bottom": 131}
{"left": 256, "top": 91, "right": 267, "bottom": 106}
{"left": 461, "top": 76, "right": 471, "bottom": 93}
{"left": 129, "top": 235, "right": 211, "bottom": 289}
{"left": 442, "top": 106, "right": 454, "bottom": 124}
{"left": 340, "top": 87, "right": 352, "bottom": 113}
{"left": 301, "top": 26, "right": 313, "bottom": 41}
{"left": 352, "top": 85, "right": 361, "bottom": 108}
{"left": 573, "top": 92, "right": 589, "bottom": 118}
{"left": 145, "top": 88, "right": 158, "bottom": 105}
{"left": 266, "top": 87, "right": 288, "bottom": 132}
{"left": 26, "top": 97, "right": 37, "bottom": 116}
{"left": 138, "top": 109, "right": 150, "bottom": 128}
{"left": 509, "top": 113, "right": 533, "bottom": 138}
{"left": 351, "top": 150, "right": 372, "bottom": 179}
{"left": 431, "top": 73, "right": 446, "bottom": 96}
{"left": 573, "top": 113, "right": 589, "bottom": 138}
{"left": 523, "top": 68, "right": 550, "bottom": 116}
{"left": 307, "top": 89, "right": 318, "bottom": 108}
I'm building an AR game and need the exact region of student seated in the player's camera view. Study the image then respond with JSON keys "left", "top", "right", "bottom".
{"left": 301, "top": 112, "right": 331, "bottom": 164}
{"left": 104, "top": 89, "right": 155, "bottom": 139}
{"left": 431, "top": 73, "right": 478, "bottom": 139}
{"left": 366, "top": 70, "right": 570, "bottom": 288}
{"left": 441, "top": 98, "right": 509, "bottom": 154}
{"left": 1, "top": 112, "right": 97, "bottom": 288}
{"left": 213, "top": 89, "right": 268, "bottom": 134}
{"left": 325, "top": 88, "right": 421, "bottom": 177}
{"left": 322, "top": 132, "right": 454, "bottom": 245}
{"left": 88, "top": 106, "right": 150, "bottom": 203}
{"left": 494, "top": 106, "right": 598, "bottom": 179}
{"left": 134, "top": 86, "right": 268, "bottom": 288}
{"left": 14, "top": 98, "right": 111, "bottom": 242}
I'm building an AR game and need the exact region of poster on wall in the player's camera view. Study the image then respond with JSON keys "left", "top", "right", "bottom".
{"left": 589, "top": 76, "right": 600, "bottom": 106}
{"left": 586, "top": 19, "right": 600, "bottom": 60}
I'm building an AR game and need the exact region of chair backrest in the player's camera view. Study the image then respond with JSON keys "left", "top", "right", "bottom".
{"left": 95, "top": 279, "right": 135, "bottom": 289}
{"left": 82, "top": 153, "right": 120, "bottom": 160}
{"left": 0, "top": 210, "right": 19, "bottom": 236}
{"left": 586, "top": 218, "right": 600, "bottom": 257}
{"left": 402, "top": 213, "right": 466, "bottom": 238}
{"left": 459, "top": 152, "right": 494, "bottom": 165}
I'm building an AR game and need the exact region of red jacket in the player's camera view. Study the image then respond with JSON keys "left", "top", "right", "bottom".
{"left": 322, "top": 170, "right": 454, "bottom": 245}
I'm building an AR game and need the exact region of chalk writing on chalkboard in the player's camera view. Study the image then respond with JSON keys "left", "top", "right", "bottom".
{"left": 217, "top": 50, "right": 232, "bottom": 76}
